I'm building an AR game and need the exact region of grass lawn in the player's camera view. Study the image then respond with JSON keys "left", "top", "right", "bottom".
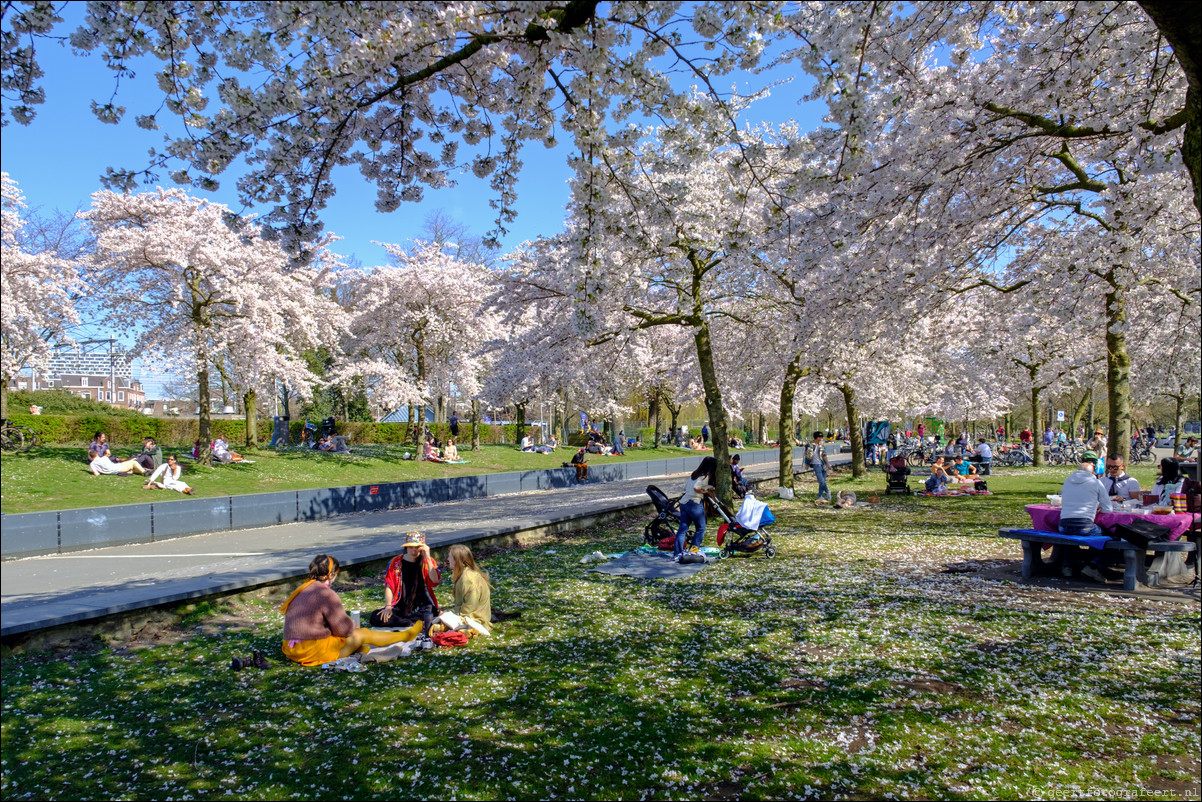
{"left": 2, "top": 466, "right": 1198, "bottom": 800}
{"left": 0, "top": 442, "right": 755, "bottom": 514}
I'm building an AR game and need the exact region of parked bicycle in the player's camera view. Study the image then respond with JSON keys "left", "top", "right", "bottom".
{"left": 0, "top": 421, "right": 40, "bottom": 452}
{"left": 1129, "top": 440, "right": 1156, "bottom": 465}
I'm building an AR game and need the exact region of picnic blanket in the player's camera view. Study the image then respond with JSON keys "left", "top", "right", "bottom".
{"left": 916, "top": 490, "right": 990, "bottom": 497}
{"left": 592, "top": 550, "right": 714, "bottom": 579}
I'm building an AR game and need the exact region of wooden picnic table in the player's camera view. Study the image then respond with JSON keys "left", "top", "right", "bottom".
{"left": 998, "top": 528, "right": 1196, "bottom": 590}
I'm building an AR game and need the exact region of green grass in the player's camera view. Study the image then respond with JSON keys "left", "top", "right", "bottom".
{"left": 2, "top": 468, "right": 1197, "bottom": 800}
{"left": 0, "top": 442, "right": 755, "bottom": 514}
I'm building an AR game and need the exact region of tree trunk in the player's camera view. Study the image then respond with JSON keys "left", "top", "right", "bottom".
{"left": 1030, "top": 382, "right": 1044, "bottom": 466}
{"left": 692, "top": 318, "right": 731, "bottom": 506}
{"left": 409, "top": 404, "right": 419, "bottom": 446}
{"left": 840, "top": 384, "right": 865, "bottom": 478}
{"left": 1138, "top": 1, "right": 1202, "bottom": 215}
{"left": 0, "top": 378, "right": 8, "bottom": 421}
{"left": 244, "top": 389, "right": 258, "bottom": 447}
{"left": 515, "top": 403, "right": 526, "bottom": 446}
{"left": 1070, "top": 388, "right": 1091, "bottom": 439}
{"left": 197, "top": 367, "right": 212, "bottom": 466}
{"left": 649, "top": 389, "right": 661, "bottom": 449}
{"left": 778, "top": 356, "right": 805, "bottom": 488}
{"left": 666, "top": 400, "right": 681, "bottom": 443}
{"left": 1173, "top": 393, "right": 1185, "bottom": 451}
{"left": 1104, "top": 279, "right": 1132, "bottom": 462}
{"left": 757, "top": 414, "right": 767, "bottom": 447}
{"left": 470, "top": 399, "right": 481, "bottom": 452}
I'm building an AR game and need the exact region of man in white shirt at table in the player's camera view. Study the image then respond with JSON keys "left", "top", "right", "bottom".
{"left": 1102, "top": 455, "right": 1141, "bottom": 501}
{"left": 972, "top": 438, "right": 993, "bottom": 475}
{"left": 1058, "top": 450, "right": 1113, "bottom": 582}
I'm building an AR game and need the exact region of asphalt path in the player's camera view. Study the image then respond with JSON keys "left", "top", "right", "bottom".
{"left": 1, "top": 457, "right": 827, "bottom": 636}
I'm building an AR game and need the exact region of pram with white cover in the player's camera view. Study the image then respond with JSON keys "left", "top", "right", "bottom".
{"left": 715, "top": 495, "right": 777, "bottom": 558}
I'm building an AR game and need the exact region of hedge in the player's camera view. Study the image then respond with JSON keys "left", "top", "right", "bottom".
{"left": 7, "top": 413, "right": 543, "bottom": 448}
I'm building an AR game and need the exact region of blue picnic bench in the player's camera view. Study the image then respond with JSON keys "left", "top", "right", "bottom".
{"left": 999, "top": 528, "right": 1196, "bottom": 591}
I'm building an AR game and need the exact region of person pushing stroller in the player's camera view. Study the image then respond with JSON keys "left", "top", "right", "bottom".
{"left": 674, "top": 457, "right": 717, "bottom": 563}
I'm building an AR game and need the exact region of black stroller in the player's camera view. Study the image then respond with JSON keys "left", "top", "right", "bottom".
{"left": 643, "top": 485, "right": 682, "bottom": 549}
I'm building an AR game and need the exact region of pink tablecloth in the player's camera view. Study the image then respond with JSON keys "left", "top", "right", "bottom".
{"left": 1026, "top": 504, "right": 1199, "bottom": 542}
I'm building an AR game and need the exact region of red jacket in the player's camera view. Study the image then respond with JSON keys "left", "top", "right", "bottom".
{"left": 385, "top": 555, "right": 441, "bottom": 613}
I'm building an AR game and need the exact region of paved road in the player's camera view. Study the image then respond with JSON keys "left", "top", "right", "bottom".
{"left": 1, "top": 457, "right": 826, "bottom": 637}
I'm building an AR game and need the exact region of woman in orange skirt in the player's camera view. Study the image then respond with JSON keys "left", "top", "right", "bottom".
{"left": 281, "top": 554, "right": 421, "bottom": 665}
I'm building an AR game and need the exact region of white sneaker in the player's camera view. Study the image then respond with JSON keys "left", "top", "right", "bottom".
{"left": 413, "top": 634, "right": 435, "bottom": 650}
{"left": 670, "top": 554, "right": 682, "bottom": 563}
{"left": 1081, "top": 565, "right": 1106, "bottom": 583}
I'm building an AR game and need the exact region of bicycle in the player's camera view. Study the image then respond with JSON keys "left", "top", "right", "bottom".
{"left": 0, "top": 421, "right": 39, "bottom": 452}
{"left": 1129, "top": 441, "right": 1155, "bottom": 465}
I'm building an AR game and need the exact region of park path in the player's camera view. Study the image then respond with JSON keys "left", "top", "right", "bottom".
{"left": 1, "top": 456, "right": 838, "bottom": 637}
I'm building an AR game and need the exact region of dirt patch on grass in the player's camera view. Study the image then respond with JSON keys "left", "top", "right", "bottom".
{"left": 893, "top": 678, "right": 968, "bottom": 694}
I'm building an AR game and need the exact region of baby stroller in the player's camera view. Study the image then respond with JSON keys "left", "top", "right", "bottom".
{"left": 884, "top": 454, "right": 912, "bottom": 495}
{"left": 643, "top": 485, "right": 682, "bottom": 549}
{"left": 715, "top": 495, "right": 777, "bottom": 558}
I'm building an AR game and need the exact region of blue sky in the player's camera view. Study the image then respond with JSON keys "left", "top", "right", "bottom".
{"left": 1, "top": 9, "right": 825, "bottom": 396}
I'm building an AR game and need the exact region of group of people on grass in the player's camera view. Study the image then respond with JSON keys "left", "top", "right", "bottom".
{"left": 422, "top": 434, "right": 461, "bottom": 462}
{"left": 519, "top": 433, "right": 559, "bottom": 454}
{"left": 280, "top": 532, "right": 492, "bottom": 667}
{"left": 87, "top": 432, "right": 193, "bottom": 494}
{"left": 922, "top": 455, "right": 985, "bottom": 494}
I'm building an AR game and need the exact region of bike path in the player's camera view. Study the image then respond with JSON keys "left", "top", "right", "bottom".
{"left": 0, "top": 457, "right": 840, "bottom": 637}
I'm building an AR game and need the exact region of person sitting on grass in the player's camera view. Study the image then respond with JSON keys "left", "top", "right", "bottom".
{"left": 444, "top": 437, "right": 460, "bottom": 461}
{"left": 143, "top": 454, "right": 193, "bottom": 494}
{"left": 423, "top": 435, "right": 445, "bottom": 463}
{"left": 89, "top": 431, "right": 112, "bottom": 460}
{"left": 432, "top": 544, "right": 492, "bottom": 637}
{"left": 924, "top": 460, "right": 949, "bottom": 493}
{"left": 133, "top": 437, "right": 163, "bottom": 473}
{"left": 89, "top": 448, "right": 146, "bottom": 477}
{"left": 520, "top": 434, "right": 536, "bottom": 452}
{"left": 212, "top": 436, "right": 242, "bottom": 463}
{"left": 281, "top": 554, "right": 422, "bottom": 666}
{"left": 371, "top": 532, "right": 442, "bottom": 635}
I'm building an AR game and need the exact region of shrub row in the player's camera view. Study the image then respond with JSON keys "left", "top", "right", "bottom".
{"left": 7, "top": 412, "right": 544, "bottom": 448}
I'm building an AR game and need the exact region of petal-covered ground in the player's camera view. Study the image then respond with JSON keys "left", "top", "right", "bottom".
{"left": 2, "top": 467, "right": 1199, "bottom": 800}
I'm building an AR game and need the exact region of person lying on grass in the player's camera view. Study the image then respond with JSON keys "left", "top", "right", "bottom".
{"left": 371, "top": 532, "right": 442, "bottom": 634}
{"left": 89, "top": 448, "right": 146, "bottom": 477}
{"left": 281, "top": 554, "right": 421, "bottom": 666}
{"left": 143, "top": 455, "right": 193, "bottom": 494}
